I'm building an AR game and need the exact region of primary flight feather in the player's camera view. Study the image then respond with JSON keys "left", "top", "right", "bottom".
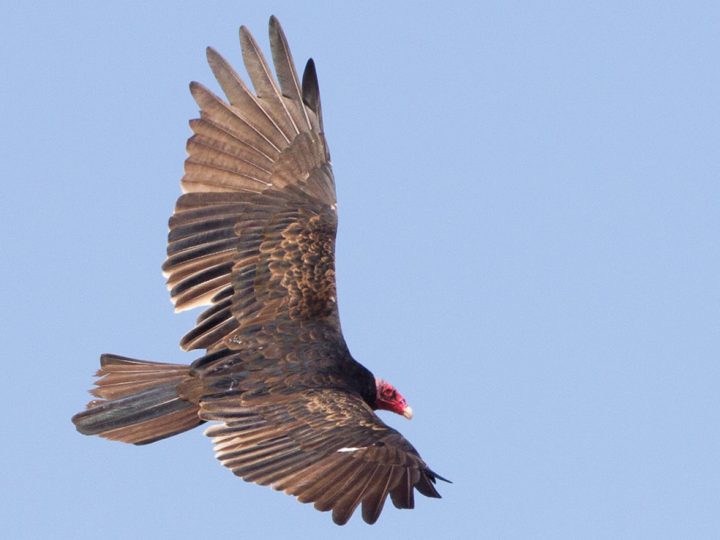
{"left": 72, "top": 16, "right": 448, "bottom": 525}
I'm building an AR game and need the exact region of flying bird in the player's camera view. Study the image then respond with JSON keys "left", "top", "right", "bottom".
{"left": 72, "top": 16, "right": 448, "bottom": 525}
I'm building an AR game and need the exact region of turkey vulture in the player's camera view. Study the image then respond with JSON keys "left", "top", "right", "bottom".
{"left": 72, "top": 16, "right": 448, "bottom": 525}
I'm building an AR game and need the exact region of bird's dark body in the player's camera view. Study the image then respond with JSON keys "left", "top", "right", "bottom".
{"left": 185, "top": 320, "right": 377, "bottom": 407}
{"left": 72, "top": 16, "right": 446, "bottom": 525}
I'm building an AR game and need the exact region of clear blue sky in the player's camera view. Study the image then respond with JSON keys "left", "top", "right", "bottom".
{"left": 2, "top": 2, "right": 719, "bottom": 538}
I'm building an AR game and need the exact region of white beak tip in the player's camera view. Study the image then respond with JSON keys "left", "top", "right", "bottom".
{"left": 403, "top": 406, "right": 414, "bottom": 420}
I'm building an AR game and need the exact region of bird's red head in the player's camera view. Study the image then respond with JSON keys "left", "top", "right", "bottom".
{"left": 374, "top": 379, "right": 413, "bottom": 420}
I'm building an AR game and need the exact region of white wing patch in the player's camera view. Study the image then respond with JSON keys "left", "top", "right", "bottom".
{"left": 337, "top": 447, "right": 363, "bottom": 453}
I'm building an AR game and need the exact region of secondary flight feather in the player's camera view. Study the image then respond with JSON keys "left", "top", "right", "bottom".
{"left": 72, "top": 16, "right": 448, "bottom": 525}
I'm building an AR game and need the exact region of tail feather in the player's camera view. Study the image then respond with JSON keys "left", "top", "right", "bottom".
{"left": 72, "top": 354, "right": 203, "bottom": 445}
{"left": 90, "top": 354, "right": 191, "bottom": 400}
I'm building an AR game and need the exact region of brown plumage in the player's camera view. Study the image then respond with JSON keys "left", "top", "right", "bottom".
{"left": 72, "top": 16, "right": 447, "bottom": 525}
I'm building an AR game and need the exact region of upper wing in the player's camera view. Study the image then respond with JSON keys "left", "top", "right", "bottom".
{"left": 162, "top": 17, "right": 339, "bottom": 352}
{"left": 200, "top": 389, "right": 444, "bottom": 525}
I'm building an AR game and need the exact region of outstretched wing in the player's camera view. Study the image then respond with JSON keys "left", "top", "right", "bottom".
{"left": 162, "top": 17, "right": 338, "bottom": 352}
{"left": 201, "top": 389, "right": 444, "bottom": 525}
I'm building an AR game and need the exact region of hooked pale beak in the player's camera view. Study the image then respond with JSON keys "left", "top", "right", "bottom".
{"left": 402, "top": 406, "right": 414, "bottom": 420}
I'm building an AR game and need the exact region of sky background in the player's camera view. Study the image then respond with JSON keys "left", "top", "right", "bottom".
{"left": 2, "top": 1, "right": 719, "bottom": 538}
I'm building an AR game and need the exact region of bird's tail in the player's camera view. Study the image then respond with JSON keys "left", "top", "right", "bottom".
{"left": 71, "top": 354, "right": 203, "bottom": 445}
